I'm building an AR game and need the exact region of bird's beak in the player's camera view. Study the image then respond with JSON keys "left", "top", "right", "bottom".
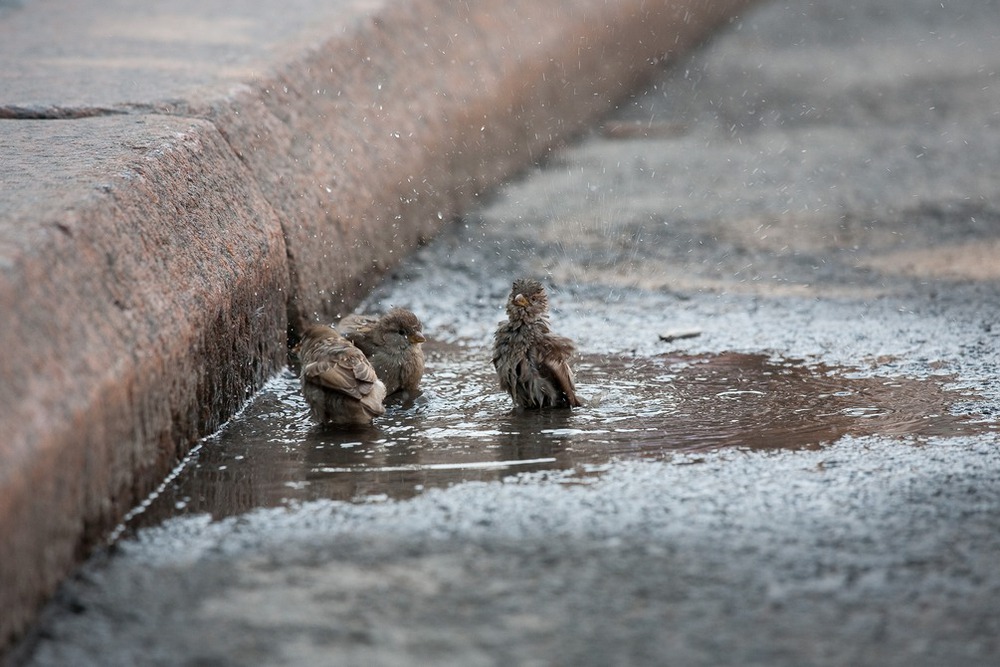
{"left": 514, "top": 293, "right": 528, "bottom": 307}
{"left": 409, "top": 331, "right": 426, "bottom": 344}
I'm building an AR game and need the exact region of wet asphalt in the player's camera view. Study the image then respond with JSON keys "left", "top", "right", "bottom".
{"left": 14, "top": 0, "right": 1000, "bottom": 665}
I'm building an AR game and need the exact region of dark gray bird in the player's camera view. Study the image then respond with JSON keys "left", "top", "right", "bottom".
{"left": 296, "top": 324, "right": 387, "bottom": 426}
{"left": 492, "top": 278, "right": 581, "bottom": 409}
{"left": 337, "top": 307, "right": 426, "bottom": 396}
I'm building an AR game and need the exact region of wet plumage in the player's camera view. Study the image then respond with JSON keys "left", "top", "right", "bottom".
{"left": 296, "top": 324, "right": 387, "bottom": 426}
{"left": 492, "top": 278, "right": 581, "bottom": 409}
{"left": 337, "top": 307, "right": 426, "bottom": 396}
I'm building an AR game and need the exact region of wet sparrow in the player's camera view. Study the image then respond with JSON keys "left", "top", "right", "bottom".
{"left": 296, "top": 324, "right": 387, "bottom": 426}
{"left": 492, "top": 278, "right": 581, "bottom": 409}
{"left": 337, "top": 307, "right": 426, "bottom": 396}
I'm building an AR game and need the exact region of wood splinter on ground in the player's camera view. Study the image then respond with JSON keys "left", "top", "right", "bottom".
{"left": 658, "top": 328, "right": 702, "bottom": 343}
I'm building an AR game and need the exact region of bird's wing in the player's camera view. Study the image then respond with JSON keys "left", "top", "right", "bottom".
{"left": 303, "top": 344, "right": 379, "bottom": 400}
{"left": 358, "top": 376, "right": 387, "bottom": 415}
{"left": 491, "top": 325, "right": 510, "bottom": 367}
{"left": 539, "top": 335, "right": 581, "bottom": 407}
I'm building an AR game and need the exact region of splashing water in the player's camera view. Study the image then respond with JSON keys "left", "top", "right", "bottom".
{"left": 120, "top": 342, "right": 994, "bottom": 535}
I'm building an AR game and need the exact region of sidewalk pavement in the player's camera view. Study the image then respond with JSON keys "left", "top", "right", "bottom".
{"left": 0, "top": 0, "right": 752, "bottom": 651}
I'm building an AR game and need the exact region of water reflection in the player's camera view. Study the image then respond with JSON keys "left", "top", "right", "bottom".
{"left": 122, "top": 344, "right": 995, "bottom": 534}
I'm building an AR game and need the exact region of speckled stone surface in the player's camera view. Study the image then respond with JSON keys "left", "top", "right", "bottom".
{"left": 0, "top": 114, "right": 289, "bottom": 652}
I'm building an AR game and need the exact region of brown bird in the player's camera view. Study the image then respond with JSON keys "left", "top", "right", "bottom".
{"left": 337, "top": 307, "right": 426, "bottom": 396}
{"left": 296, "top": 324, "right": 387, "bottom": 426}
{"left": 492, "top": 278, "right": 581, "bottom": 409}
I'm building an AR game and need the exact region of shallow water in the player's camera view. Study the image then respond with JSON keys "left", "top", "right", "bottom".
{"left": 118, "top": 342, "right": 995, "bottom": 536}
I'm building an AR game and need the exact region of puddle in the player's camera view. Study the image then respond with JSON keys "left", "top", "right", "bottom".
{"left": 121, "top": 345, "right": 995, "bottom": 535}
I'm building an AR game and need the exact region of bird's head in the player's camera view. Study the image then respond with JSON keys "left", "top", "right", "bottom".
{"left": 378, "top": 308, "right": 426, "bottom": 348}
{"left": 507, "top": 278, "right": 549, "bottom": 323}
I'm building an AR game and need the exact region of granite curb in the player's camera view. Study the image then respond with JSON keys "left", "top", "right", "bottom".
{"left": 0, "top": 0, "right": 753, "bottom": 650}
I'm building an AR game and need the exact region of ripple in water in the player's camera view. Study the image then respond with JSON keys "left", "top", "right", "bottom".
{"left": 122, "top": 344, "right": 996, "bottom": 533}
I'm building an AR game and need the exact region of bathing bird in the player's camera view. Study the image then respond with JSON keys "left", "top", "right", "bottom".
{"left": 337, "top": 307, "right": 426, "bottom": 396}
{"left": 296, "top": 324, "right": 387, "bottom": 426}
{"left": 492, "top": 278, "right": 581, "bottom": 409}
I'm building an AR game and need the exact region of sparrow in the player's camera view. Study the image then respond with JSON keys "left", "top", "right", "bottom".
{"left": 492, "top": 278, "right": 582, "bottom": 409}
{"left": 337, "top": 307, "right": 426, "bottom": 396}
{"left": 296, "top": 324, "right": 387, "bottom": 426}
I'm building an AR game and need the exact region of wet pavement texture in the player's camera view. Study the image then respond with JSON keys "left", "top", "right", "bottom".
{"left": 15, "top": 0, "right": 1000, "bottom": 665}
{"left": 122, "top": 347, "right": 993, "bottom": 532}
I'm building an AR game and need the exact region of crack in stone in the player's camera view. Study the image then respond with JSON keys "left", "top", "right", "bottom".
{"left": 0, "top": 105, "right": 129, "bottom": 120}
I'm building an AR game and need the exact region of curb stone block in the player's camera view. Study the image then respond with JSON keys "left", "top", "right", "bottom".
{"left": 0, "top": 116, "right": 288, "bottom": 648}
